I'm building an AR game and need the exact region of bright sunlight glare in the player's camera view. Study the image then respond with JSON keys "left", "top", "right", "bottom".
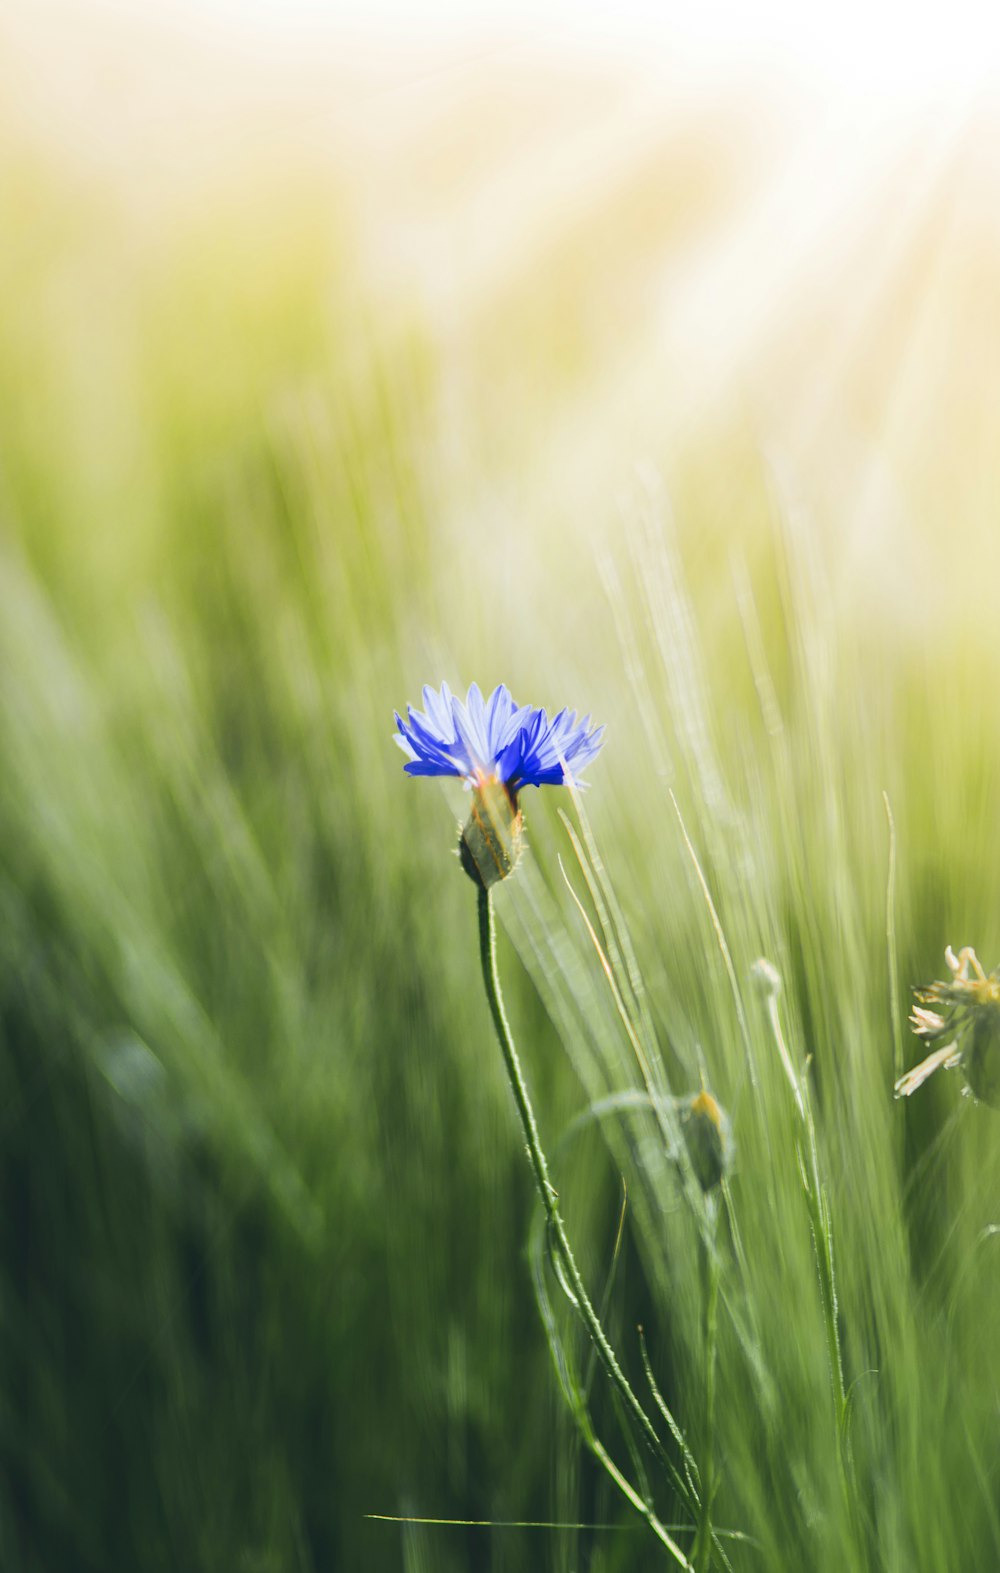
{"left": 151, "top": 0, "right": 1000, "bottom": 106}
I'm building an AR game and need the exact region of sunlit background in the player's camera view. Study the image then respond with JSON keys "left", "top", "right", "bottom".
{"left": 7, "top": 0, "right": 1000, "bottom": 601}
{"left": 4, "top": 3, "right": 1000, "bottom": 1570}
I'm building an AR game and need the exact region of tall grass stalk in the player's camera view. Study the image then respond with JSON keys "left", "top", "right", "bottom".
{"left": 755, "top": 960, "right": 853, "bottom": 1515}
{"left": 693, "top": 1200, "right": 721, "bottom": 1573}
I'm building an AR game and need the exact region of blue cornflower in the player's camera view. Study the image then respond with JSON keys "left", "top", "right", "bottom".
{"left": 394, "top": 682, "right": 604, "bottom": 798}
{"left": 395, "top": 681, "right": 604, "bottom": 888}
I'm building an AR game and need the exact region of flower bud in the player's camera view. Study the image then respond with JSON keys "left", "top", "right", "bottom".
{"left": 459, "top": 776, "right": 524, "bottom": 889}
{"left": 681, "top": 1089, "right": 733, "bottom": 1193}
{"left": 750, "top": 958, "right": 782, "bottom": 998}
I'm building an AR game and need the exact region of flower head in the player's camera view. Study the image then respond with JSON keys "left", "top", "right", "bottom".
{"left": 394, "top": 680, "right": 605, "bottom": 888}
{"left": 394, "top": 681, "right": 604, "bottom": 797}
{"left": 394, "top": 682, "right": 532, "bottom": 786}
{"left": 895, "top": 945, "right": 1000, "bottom": 1108}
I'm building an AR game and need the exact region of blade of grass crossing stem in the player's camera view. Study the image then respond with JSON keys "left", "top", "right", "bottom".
{"left": 476, "top": 889, "right": 679, "bottom": 1478}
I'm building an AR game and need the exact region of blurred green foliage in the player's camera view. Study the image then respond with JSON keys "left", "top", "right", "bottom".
{"left": 2, "top": 69, "right": 1000, "bottom": 1573}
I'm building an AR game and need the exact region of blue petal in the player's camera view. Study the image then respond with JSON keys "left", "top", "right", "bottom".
{"left": 396, "top": 695, "right": 472, "bottom": 777}
{"left": 451, "top": 685, "right": 491, "bottom": 773}
{"left": 404, "top": 759, "right": 462, "bottom": 777}
{"left": 465, "top": 683, "right": 492, "bottom": 759}
{"left": 422, "top": 683, "right": 456, "bottom": 743}
{"left": 496, "top": 702, "right": 535, "bottom": 754}
{"left": 405, "top": 706, "right": 457, "bottom": 756}
{"left": 484, "top": 684, "right": 513, "bottom": 756}
{"left": 495, "top": 715, "right": 536, "bottom": 783}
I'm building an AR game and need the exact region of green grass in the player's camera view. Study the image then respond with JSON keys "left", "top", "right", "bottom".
{"left": 2, "top": 77, "right": 1000, "bottom": 1572}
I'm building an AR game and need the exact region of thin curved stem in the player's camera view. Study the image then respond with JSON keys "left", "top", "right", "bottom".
{"left": 476, "top": 888, "right": 686, "bottom": 1507}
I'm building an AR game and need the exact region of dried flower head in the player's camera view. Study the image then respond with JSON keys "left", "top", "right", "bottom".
{"left": 895, "top": 945, "right": 1000, "bottom": 1108}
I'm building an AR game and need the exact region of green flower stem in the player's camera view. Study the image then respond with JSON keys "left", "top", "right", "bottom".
{"left": 693, "top": 1202, "right": 720, "bottom": 1573}
{"left": 801, "top": 1084, "right": 847, "bottom": 1430}
{"left": 476, "top": 887, "right": 680, "bottom": 1492}
{"left": 529, "top": 1200, "right": 694, "bottom": 1571}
